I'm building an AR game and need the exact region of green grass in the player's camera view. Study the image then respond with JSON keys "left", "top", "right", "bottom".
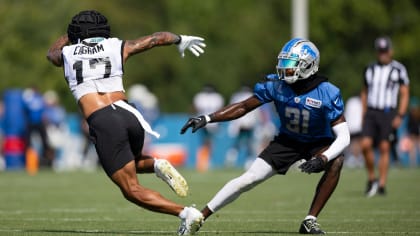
{"left": 0, "top": 167, "right": 419, "bottom": 235}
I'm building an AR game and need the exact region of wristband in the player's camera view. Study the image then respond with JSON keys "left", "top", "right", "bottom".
{"left": 315, "top": 154, "right": 328, "bottom": 164}
{"left": 175, "top": 35, "right": 182, "bottom": 45}
{"left": 204, "top": 115, "right": 211, "bottom": 123}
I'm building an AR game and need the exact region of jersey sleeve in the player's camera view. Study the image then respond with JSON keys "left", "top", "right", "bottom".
{"left": 398, "top": 64, "right": 410, "bottom": 85}
{"left": 363, "top": 66, "right": 370, "bottom": 87}
{"left": 325, "top": 84, "right": 344, "bottom": 123}
{"left": 253, "top": 74, "right": 277, "bottom": 103}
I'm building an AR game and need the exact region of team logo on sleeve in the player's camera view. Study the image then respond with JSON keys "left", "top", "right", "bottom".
{"left": 305, "top": 97, "right": 322, "bottom": 108}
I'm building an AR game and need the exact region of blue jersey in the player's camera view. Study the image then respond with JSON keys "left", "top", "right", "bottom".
{"left": 23, "top": 90, "right": 45, "bottom": 125}
{"left": 254, "top": 74, "right": 344, "bottom": 143}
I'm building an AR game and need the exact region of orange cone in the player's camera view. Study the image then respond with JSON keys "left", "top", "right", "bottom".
{"left": 197, "top": 146, "right": 210, "bottom": 172}
{"left": 26, "top": 148, "right": 39, "bottom": 175}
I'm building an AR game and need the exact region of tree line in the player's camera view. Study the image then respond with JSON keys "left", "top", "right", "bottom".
{"left": 0, "top": 0, "right": 418, "bottom": 112}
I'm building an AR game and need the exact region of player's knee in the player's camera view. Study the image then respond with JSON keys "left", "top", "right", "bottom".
{"left": 360, "top": 137, "right": 373, "bottom": 151}
{"left": 236, "top": 172, "right": 261, "bottom": 191}
{"left": 120, "top": 184, "right": 141, "bottom": 202}
{"left": 379, "top": 141, "right": 390, "bottom": 153}
{"left": 121, "top": 184, "right": 157, "bottom": 206}
{"left": 327, "top": 155, "right": 344, "bottom": 175}
{"left": 121, "top": 187, "right": 135, "bottom": 202}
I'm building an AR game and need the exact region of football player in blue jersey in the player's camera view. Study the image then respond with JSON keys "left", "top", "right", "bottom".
{"left": 180, "top": 38, "right": 350, "bottom": 235}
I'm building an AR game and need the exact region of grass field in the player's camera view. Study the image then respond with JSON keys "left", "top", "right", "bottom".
{"left": 0, "top": 166, "right": 419, "bottom": 235}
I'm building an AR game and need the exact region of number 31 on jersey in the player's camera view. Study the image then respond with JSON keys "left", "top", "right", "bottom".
{"left": 285, "top": 106, "right": 310, "bottom": 134}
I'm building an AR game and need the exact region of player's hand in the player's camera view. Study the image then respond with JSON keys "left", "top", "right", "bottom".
{"left": 299, "top": 155, "right": 328, "bottom": 174}
{"left": 180, "top": 115, "right": 209, "bottom": 134}
{"left": 177, "top": 35, "right": 206, "bottom": 57}
{"left": 392, "top": 115, "right": 402, "bottom": 129}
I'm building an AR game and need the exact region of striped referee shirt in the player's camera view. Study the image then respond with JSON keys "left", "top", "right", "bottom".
{"left": 364, "top": 60, "right": 409, "bottom": 110}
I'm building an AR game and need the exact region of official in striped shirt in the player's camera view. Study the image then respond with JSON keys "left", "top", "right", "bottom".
{"left": 361, "top": 36, "right": 410, "bottom": 197}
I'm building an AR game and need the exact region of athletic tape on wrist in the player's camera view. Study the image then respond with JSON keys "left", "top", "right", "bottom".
{"left": 204, "top": 115, "right": 211, "bottom": 123}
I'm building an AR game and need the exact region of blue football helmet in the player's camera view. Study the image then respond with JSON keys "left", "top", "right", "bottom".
{"left": 277, "top": 38, "right": 320, "bottom": 84}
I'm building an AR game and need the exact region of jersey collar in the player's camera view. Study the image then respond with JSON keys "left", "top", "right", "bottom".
{"left": 289, "top": 74, "right": 328, "bottom": 95}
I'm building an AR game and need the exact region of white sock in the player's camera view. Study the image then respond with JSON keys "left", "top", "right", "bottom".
{"left": 305, "top": 215, "right": 317, "bottom": 221}
{"left": 207, "top": 158, "right": 275, "bottom": 212}
{"left": 153, "top": 158, "right": 160, "bottom": 173}
{"left": 179, "top": 207, "right": 187, "bottom": 219}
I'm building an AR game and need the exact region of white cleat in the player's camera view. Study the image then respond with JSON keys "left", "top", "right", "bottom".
{"left": 178, "top": 206, "right": 204, "bottom": 236}
{"left": 366, "top": 181, "right": 379, "bottom": 198}
{"left": 155, "top": 159, "right": 189, "bottom": 197}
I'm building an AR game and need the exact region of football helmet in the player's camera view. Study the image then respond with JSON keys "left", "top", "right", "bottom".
{"left": 67, "top": 10, "right": 110, "bottom": 44}
{"left": 276, "top": 38, "right": 320, "bottom": 84}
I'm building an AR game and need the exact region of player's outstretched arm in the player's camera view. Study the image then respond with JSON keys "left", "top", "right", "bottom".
{"left": 47, "top": 34, "right": 70, "bottom": 67}
{"left": 123, "top": 32, "right": 205, "bottom": 62}
{"left": 180, "top": 95, "right": 262, "bottom": 134}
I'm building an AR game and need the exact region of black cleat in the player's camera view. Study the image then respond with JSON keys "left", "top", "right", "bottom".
{"left": 378, "top": 186, "right": 386, "bottom": 196}
{"left": 299, "top": 219, "right": 326, "bottom": 234}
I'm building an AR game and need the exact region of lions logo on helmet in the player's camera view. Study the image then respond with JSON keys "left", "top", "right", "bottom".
{"left": 276, "top": 38, "right": 320, "bottom": 84}
{"left": 67, "top": 10, "right": 111, "bottom": 44}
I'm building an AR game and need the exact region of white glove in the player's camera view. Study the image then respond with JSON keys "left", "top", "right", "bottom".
{"left": 177, "top": 35, "right": 206, "bottom": 57}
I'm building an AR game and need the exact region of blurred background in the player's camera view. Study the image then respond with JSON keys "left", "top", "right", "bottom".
{"left": 0, "top": 0, "right": 419, "bottom": 173}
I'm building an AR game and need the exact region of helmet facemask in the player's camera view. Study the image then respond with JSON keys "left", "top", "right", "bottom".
{"left": 276, "top": 54, "right": 300, "bottom": 84}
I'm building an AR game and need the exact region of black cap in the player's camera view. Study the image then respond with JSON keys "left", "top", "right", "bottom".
{"left": 374, "top": 36, "right": 392, "bottom": 52}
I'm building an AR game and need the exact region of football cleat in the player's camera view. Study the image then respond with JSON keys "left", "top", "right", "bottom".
{"left": 178, "top": 206, "right": 204, "bottom": 235}
{"left": 299, "top": 219, "right": 325, "bottom": 234}
{"left": 155, "top": 159, "right": 189, "bottom": 197}
{"left": 365, "top": 180, "right": 379, "bottom": 198}
{"left": 378, "top": 186, "right": 386, "bottom": 196}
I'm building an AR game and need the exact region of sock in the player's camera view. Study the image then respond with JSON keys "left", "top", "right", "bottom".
{"left": 305, "top": 215, "right": 317, "bottom": 221}
{"left": 179, "top": 207, "right": 187, "bottom": 219}
{"left": 153, "top": 158, "right": 160, "bottom": 173}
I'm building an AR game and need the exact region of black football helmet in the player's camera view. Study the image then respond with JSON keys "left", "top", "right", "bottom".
{"left": 67, "top": 10, "right": 110, "bottom": 44}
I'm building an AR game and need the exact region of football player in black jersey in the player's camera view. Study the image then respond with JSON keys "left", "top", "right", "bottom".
{"left": 47, "top": 10, "right": 205, "bottom": 235}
